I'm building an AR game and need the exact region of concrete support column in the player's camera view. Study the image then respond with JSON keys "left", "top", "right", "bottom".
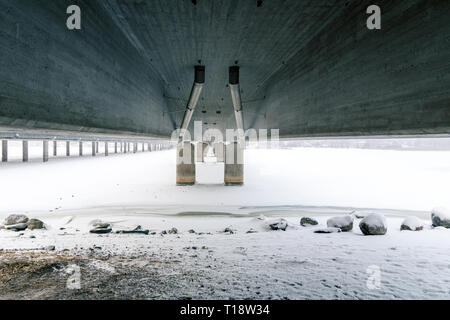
{"left": 95, "top": 141, "right": 99, "bottom": 154}
{"left": 213, "top": 142, "right": 224, "bottom": 162}
{"left": 133, "top": 142, "right": 137, "bottom": 153}
{"left": 22, "top": 140, "right": 29, "bottom": 162}
{"left": 43, "top": 140, "right": 49, "bottom": 162}
{"left": 142, "top": 143, "right": 145, "bottom": 152}
{"left": 224, "top": 142, "right": 244, "bottom": 186}
{"left": 148, "top": 143, "right": 151, "bottom": 152}
{"left": 120, "top": 142, "right": 123, "bottom": 153}
{"left": 2, "top": 140, "right": 7, "bottom": 162}
{"left": 53, "top": 140, "right": 57, "bottom": 156}
{"left": 105, "top": 142, "right": 109, "bottom": 156}
{"left": 115, "top": 142, "right": 118, "bottom": 154}
{"left": 79, "top": 141, "right": 83, "bottom": 156}
{"left": 92, "top": 142, "right": 96, "bottom": 156}
{"left": 66, "top": 141, "right": 70, "bottom": 156}
{"left": 196, "top": 142, "right": 208, "bottom": 162}
{"left": 176, "top": 142, "right": 196, "bottom": 186}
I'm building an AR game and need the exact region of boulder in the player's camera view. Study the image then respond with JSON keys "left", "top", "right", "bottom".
{"left": 314, "top": 227, "right": 342, "bottom": 234}
{"left": 27, "top": 218, "right": 45, "bottom": 230}
{"left": 400, "top": 216, "right": 424, "bottom": 231}
{"left": 300, "top": 217, "right": 318, "bottom": 227}
{"left": 224, "top": 227, "right": 235, "bottom": 234}
{"left": 268, "top": 218, "right": 288, "bottom": 231}
{"left": 168, "top": 227, "right": 178, "bottom": 234}
{"left": 327, "top": 215, "right": 354, "bottom": 232}
{"left": 4, "top": 214, "right": 29, "bottom": 226}
{"left": 359, "top": 213, "right": 387, "bottom": 235}
{"left": 115, "top": 225, "right": 149, "bottom": 235}
{"left": 431, "top": 207, "right": 450, "bottom": 228}
{"left": 90, "top": 223, "right": 112, "bottom": 234}
{"left": 5, "top": 223, "right": 28, "bottom": 231}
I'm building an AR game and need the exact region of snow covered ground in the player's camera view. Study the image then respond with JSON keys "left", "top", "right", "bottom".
{"left": 0, "top": 146, "right": 450, "bottom": 299}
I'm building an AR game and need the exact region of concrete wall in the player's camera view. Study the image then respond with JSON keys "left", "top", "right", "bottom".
{"left": 252, "top": 0, "right": 450, "bottom": 137}
{"left": 0, "top": 0, "right": 449, "bottom": 139}
{"left": 0, "top": 0, "right": 173, "bottom": 137}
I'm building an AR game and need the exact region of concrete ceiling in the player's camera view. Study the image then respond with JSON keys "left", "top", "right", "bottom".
{"left": 0, "top": 0, "right": 449, "bottom": 139}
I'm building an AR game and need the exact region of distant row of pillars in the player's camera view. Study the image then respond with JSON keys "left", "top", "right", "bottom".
{"left": 1, "top": 140, "right": 172, "bottom": 163}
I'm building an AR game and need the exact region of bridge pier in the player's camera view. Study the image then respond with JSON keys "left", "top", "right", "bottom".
{"left": 224, "top": 142, "right": 244, "bottom": 186}
{"left": 196, "top": 142, "right": 208, "bottom": 162}
{"left": 22, "top": 140, "right": 28, "bottom": 162}
{"left": 43, "top": 140, "right": 49, "bottom": 162}
{"left": 114, "top": 142, "right": 118, "bottom": 154}
{"left": 213, "top": 142, "right": 224, "bottom": 162}
{"left": 105, "top": 142, "right": 109, "bottom": 156}
{"left": 176, "top": 142, "right": 195, "bottom": 186}
{"left": 2, "top": 140, "right": 7, "bottom": 162}
{"left": 79, "top": 141, "right": 83, "bottom": 156}
{"left": 66, "top": 141, "right": 70, "bottom": 156}
{"left": 53, "top": 140, "right": 57, "bottom": 156}
{"left": 92, "top": 142, "right": 96, "bottom": 156}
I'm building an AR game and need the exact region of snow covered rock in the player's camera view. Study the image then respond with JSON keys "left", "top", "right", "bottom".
{"left": 359, "top": 213, "right": 387, "bottom": 235}
{"left": 90, "top": 223, "right": 112, "bottom": 234}
{"left": 5, "top": 223, "right": 28, "bottom": 231}
{"left": 431, "top": 207, "right": 450, "bottom": 228}
{"left": 168, "top": 227, "right": 178, "bottom": 234}
{"left": 300, "top": 217, "right": 318, "bottom": 227}
{"left": 267, "top": 218, "right": 288, "bottom": 231}
{"left": 314, "top": 227, "right": 341, "bottom": 234}
{"left": 27, "top": 218, "right": 45, "bottom": 230}
{"left": 4, "top": 214, "right": 29, "bottom": 226}
{"left": 400, "top": 217, "right": 424, "bottom": 231}
{"left": 116, "top": 225, "right": 149, "bottom": 235}
{"left": 327, "top": 215, "right": 353, "bottom": 232}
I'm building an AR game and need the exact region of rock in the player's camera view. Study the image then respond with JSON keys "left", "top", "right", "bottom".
{"left": 224, "top": 227, "right": 235, "bottom": 234}
{"left": 188, "top": 229, "right": 196, "bottom": 234}
{"left": 359, "top": 213, "right": 387, "bottom": 236}
{"left": 314, "top": 227, "right": 342, "bottom": 234}
{"left": 27, "top": 218, "right": 45, "bottom": 230}
{"left": 90, "top": 224, "right": 112, "bottom": 234}
{"left": 46, "top": 245, "right": 56, "bottom": 251}
{"left": 246, "top": 228, "right": 258, "bottom": 234}
{"left": 4, "top": 214, "right": 29, "bottom": 226}
{"left": 5, "top": 223, "right": 28, "bottom": 231}
{"left": 300, "top": 217, "right": 318, "bottom": 227}
{"left": 168, "top": 227, "right": 178, "bottom": 234}
{"left": 92, "top": 222, "right": 111, "bottom": 229}
{"left": 116, "top": 225, "right": 149, "bottom": 235}
{"left": 268, "top": 218, "right": 288, "bottom": 231}
{"left": 431, "top": 207, "right": 450, "bottom": 228}
{"left": 400, "top": 216, "right": 424, "bottom": 231}
{"left": 327, "top": 215, "right": 354, "bottom": 232}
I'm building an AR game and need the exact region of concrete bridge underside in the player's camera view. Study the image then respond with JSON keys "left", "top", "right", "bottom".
{"left": 0, "top": 0, "right": 449, "bottom": 139}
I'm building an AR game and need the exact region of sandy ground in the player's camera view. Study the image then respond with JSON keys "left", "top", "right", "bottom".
{"left": 1, "top": 147, "right": 450, "bottom": 299}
